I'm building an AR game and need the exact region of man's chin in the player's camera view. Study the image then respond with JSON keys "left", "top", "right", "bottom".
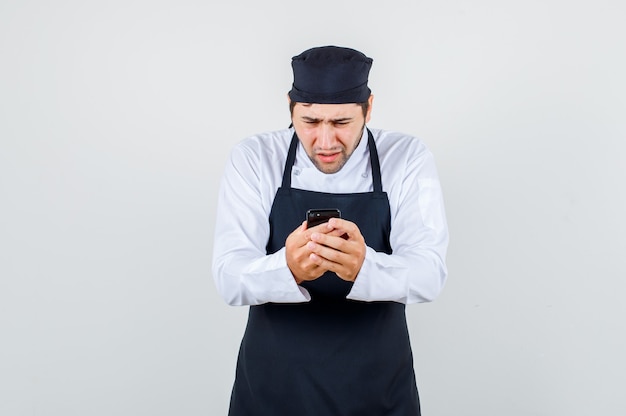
{"left": 314, "top": 160, "right": 346, "bottom": 174}
{"left": 309, "top": 151, "right": 348, "bottom": 174}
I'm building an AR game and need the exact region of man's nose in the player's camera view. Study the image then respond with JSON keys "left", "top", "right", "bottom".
{"left": 318, "top": 123, "right": 336, "bottom": 148}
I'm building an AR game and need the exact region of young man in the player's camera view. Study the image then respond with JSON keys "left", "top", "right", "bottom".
{"left": 213, "top": 46, "right": 448, "bottom": 415}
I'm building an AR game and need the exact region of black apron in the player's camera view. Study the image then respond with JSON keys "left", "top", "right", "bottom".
{"left": 229, "top": 129, "right": 420, "bottom": 415}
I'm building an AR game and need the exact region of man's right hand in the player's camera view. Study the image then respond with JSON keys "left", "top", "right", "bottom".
{"left": 285, "top": 221, "right": 328, "bottom": 284}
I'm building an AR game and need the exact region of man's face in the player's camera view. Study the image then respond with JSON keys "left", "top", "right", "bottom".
{"left": 291, "top": 97, "right": 373, "bottom": 174}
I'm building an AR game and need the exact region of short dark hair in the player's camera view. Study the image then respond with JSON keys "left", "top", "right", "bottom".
{"left": 289, "top": 101, "right": 370, "bottom": 118}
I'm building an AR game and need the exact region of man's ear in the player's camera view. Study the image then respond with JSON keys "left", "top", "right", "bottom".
{"left": 287, "top": 95, "right": 294, "bottom": 128}
{"left": 365, "top": 94, "right": 374, "bottom": 123}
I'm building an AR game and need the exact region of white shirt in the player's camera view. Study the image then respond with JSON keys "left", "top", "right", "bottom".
{"left": 212, "top": 127, "right": 448, "bottom": 306}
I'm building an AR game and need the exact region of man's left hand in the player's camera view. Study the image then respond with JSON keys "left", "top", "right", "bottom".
{"left": 305, "top": 218, "right": 366, "bottom": 282}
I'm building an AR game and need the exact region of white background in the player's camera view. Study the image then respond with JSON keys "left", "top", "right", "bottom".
{"left": 1, "top": 1, "right": 625, "bottom": 415}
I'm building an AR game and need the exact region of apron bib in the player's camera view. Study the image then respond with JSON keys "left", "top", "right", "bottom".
{"left": 229, "top": 130, "right": 420, "bottom": 415}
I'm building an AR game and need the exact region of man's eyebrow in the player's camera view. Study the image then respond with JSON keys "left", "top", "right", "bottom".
{"left": 300, "top": 116, "right": 354, "bottom": 123}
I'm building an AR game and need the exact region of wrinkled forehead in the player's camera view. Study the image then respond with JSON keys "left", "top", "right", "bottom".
{"left": 293, "top": 102, "right": 364, "bottom": 119}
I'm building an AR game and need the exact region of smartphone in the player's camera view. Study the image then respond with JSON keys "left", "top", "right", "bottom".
{"left": 306, "top": 208, "right": 341, "bottom": 228}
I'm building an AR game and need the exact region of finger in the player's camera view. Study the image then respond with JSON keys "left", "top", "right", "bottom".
{"left": 307, "top": 239, "right": 346, "bottom": 263}
{"left": 289, "top": 247, "right": 328, "bottom": 282}
{"left": 307, "top": 230, "right": 365, "bottom": 282}
{"left": 309, "top": 232, "right": 349, "bottom": 252}
{"left": 309, "top": 251, "right": 340, "bottom": 269}
{"left": 305, "top": 221, "right": 336, "bottom": 236}
{"left": 309, "top": 252, "right": 350, "bottom": 280}
{"left": 324, "top": 229, "right": 350, "bottom": 239}
{"left": 327, "top": 218, "right": 362, "bottom": 239}
{"left": 290, "top": 221, "right": 313, "bottom": 246}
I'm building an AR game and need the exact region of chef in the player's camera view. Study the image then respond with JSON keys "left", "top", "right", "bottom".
{"left": 212, "top": 45, "right": 449, "bottom": 415}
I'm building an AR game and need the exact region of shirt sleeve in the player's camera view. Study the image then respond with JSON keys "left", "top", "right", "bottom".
{"left": 347, "top": 141, "right": 449, "bottom": 304}
{"left": 211, "top": 141, "right": 310, "bottom": 306}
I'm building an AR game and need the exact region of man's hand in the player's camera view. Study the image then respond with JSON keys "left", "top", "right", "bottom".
{"left": 285, "top": 221, "right": 329, "bottom": 284}
{"left": 305, "top": 218, "right": 366, "bottom": 282}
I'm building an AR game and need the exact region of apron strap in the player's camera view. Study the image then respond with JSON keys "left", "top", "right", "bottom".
{"left": 366, "top": 129, "right": 383, "bottom": 193}
{"left": 281, "top": 133, "right": 299, "bottom": 189}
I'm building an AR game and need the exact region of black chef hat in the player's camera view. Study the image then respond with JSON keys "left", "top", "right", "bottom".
{"left": 288, "top": 46, "right": 373, "bottom": 104}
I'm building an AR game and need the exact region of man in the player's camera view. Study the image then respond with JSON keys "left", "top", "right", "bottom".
{"left": 212, "top": 46, "right": 448, "bottom": 415}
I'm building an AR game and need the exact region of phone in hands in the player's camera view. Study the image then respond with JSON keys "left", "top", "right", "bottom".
{"left": 306, "top": 208, "right": 341, "bottom": 228}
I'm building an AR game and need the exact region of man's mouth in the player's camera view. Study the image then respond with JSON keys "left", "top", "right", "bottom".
{"left": 317, "top": 152, "right": 340, "bottom": 163}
